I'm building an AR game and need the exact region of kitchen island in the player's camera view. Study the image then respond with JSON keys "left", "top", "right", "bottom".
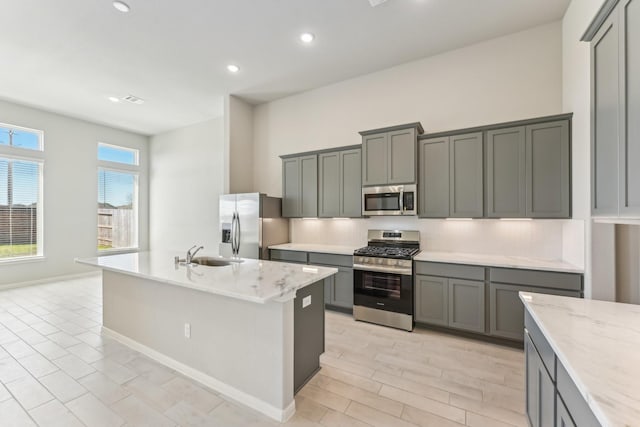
{"left": 76, "top": 251, "right": 337, "bottom": 422}
{"left": 520, "top": 292, "right": 640, "bottom": 427}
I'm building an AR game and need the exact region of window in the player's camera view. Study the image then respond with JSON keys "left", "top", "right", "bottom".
{"left": 0, "top": 123, "right": 44, "bottom": 260}
{"left": 97, "top": 143, "right": 139, "bottom": 251}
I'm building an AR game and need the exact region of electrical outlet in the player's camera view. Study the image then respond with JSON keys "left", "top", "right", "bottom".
{"left": 302, "top": 295, "right": 311, "bottom": 308}
{"left": 184, "top": 323, "right": 191, "bottom": 338}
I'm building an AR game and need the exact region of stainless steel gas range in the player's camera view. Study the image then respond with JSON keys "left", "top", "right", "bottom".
{"left": 353, "top": 230, "right": 420, "bottom": 332}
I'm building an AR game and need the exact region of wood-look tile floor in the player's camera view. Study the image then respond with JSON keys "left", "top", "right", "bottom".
{"left": 0, "top": 276, "right": 526, "bottom": 426}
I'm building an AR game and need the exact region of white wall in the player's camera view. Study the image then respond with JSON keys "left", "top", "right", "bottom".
{"left": 149, "top": 117, "right": 224, "bottom": 254}
{"left": 253, "top": 21, "right": 563, "bottom": 197}
{"left": 561, "top": 0, "right": 608, "bottom": 297}
{"left": 0, "top": 99, "right": 149, "bottom": 287}
{"left": 225, "top": 95, "right": 255, "bottom": 194}
{"left": 251, "top": 21, "right": 580, "bottom": 260}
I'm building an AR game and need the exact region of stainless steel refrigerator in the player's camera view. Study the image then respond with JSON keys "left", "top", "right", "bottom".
{"left": 219, "top": 193, "right": 290, "bottom": 259}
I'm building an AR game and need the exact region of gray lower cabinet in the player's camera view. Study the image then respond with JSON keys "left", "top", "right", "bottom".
{"left": 556, "top": 395, "right": 577, "bottom": 427}
{"left": 449, "top": 133, "right": 484, "bottom": 218}
{"left": 360, "top": 123, "right": 422, "bottom": 186}
{"left": 448, "top": 279, "right": 485, "bottom": 333}
{"left": 526, "top": 120, "right": 570, "bottom": 218}
{"left": 414, "top": 272, "right": 485, "bottom": 333}
{"left": 294, "top": 280, "right": 325, "bottom": 393}
{"left": 326, "top": 267, "right": 354, "bottom": 309}
{"left": 281, "top": 155, "right": 318, "bottom": 218}
{"left": 525, "top": 331, "right": 555, "bottom": 427}
{"left": 486, "top": 126, "right": 526, "bottom": 217}
{"left": 272, "top": 251, "right": 354, "bottom": 311}
{"left": 418, "top": 132, "right": 483, "bottom": 218}
{"left": 489, "top": 283, "right": 580, "bottom": 341}
{"left": 414, "top": 275, "right": 448, "bottom": 326}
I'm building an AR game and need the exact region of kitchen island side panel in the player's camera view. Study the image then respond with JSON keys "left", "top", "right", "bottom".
{"left": 102, "top": 270, "right": 294, "bottom": 415}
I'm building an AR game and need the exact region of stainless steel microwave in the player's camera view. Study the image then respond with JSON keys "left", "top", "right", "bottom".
{"left": 362, "top": 184, "right": 417, "bottom": 216}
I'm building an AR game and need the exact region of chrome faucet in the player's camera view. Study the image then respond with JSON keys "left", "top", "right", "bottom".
{"left": 186, "top": 245, "right": 204, "bottom": 264}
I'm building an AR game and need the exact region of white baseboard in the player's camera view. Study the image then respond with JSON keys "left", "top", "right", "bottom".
{"left": 0, "top": 271, "right": 101, "bottom": 291}
{"left": 102, "top": 327, "right": 296, "bottom": 423}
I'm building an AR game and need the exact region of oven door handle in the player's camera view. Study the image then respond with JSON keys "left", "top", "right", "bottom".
{"left": 399, "top": 189, "right": 404, "bottom": 213}
{"left": 353, "top": 263, "right": 412, "bottom": 276}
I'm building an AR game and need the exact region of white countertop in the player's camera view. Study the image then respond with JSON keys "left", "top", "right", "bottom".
{"left": 269, "top": 243, "right": 360, "bottom": 256}
{"left": 76, "top": 252, "right": 337, "bottom": 304}
{"left": 414, "top": 251, "right": 584, "bottom": 274}
{"left": 520, "top": 292, "right": 640, "bottom": 427}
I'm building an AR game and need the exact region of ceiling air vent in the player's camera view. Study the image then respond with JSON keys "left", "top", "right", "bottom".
{"left": 122, "top": 94, "right": 145, "bottom": 105}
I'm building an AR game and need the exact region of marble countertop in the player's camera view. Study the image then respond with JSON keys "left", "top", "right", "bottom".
{"left": 414, "top": 251, "right": 584, "bottom": 274}
{"left": 520, "top": 292, "right": 640, "bottom": 427}
{"left": 268, "top": 243, "right": 360, "bottom": 256}
{"left": 76, "top": 252, "right": 337, "bottom": 304}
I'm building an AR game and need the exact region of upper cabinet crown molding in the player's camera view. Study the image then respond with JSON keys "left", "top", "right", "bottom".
{"left": 358, "top": 122, "right": 424, "bottom": 136}
{"left": 581, "top": 0, "right": 622, "bottom": 41}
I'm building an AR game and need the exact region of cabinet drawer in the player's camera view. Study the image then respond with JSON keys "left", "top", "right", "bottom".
{"left": 524, "top": 311, "right": 555, "bottom": 380}
{"left": 415, "top": 262, "right": 485, "bottom": 281}
{"left": 308, "top": 252, "right": 352, "bottom": 268}
{"left": 490, "top": 268, "right": 582, "bottom": 292}
{"left": 270, "top": 250, "right": 307, "bottom": 264}
{"left": 556, "top": 361, "right": 601, "bottom": 427}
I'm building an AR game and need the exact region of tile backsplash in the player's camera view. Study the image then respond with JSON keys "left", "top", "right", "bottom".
{"left": 291, "top": 217, "right": 583, "bottom": 263}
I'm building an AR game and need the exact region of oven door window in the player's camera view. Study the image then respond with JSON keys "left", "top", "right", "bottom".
{"left": 364, "top": 193, "right": 400, "bottom": 211}
{"left": 361, "top": 271, "right": 401, "bottom": 299}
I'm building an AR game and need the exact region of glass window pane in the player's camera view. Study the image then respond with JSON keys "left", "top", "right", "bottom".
{"left": 98, "top": 144, "right": 137, "bottom": 165}
{"left": 0, "top": 127, "right": 41, "bottom": 151}
{"left": 0, "top": 158, "right": 40, "bottom": 259}
{"left": 98, "top": 169, "right": 137, "bottom": 250}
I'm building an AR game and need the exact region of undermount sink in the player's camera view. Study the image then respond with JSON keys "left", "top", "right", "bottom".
{"left": 190, "top": 257, "right": 232, "bottom": 267}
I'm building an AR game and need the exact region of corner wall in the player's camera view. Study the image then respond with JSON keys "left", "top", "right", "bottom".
{"left": 149, "top": 117, "right": 224, "bottom": 254}
{"left": 0, "top": 99, "right": 149, "bottom": 286}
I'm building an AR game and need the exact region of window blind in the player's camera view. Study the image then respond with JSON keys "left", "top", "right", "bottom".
{"left": 0, "top": 158, "right": 41, "bottom": 258}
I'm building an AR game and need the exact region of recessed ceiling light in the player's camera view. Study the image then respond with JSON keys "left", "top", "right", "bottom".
{"left": 112, "top": 1, "right": 130, "bottom": 13}
{"left": 300, "top": 32, "right": 315, "bottom": 43}
{"left": 227, "top": 64, "right": 240, "bottom": 73}
{"left": 108, "top": 96, "right": 120, "bottom": 103}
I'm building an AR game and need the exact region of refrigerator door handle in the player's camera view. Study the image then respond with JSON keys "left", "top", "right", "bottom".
{"left": 235, "top": 213, "right": 241, "bottom": 255}
{"left": 231, "top": 212, "right": 237, "bottom": 254}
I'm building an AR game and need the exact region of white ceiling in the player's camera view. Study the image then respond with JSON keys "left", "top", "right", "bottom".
{"left": 0, "top": 0, "right": 570, "bottom": 135}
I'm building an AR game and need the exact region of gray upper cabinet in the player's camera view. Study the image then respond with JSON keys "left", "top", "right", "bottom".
{"left": 449, "top": 133, "right": 484, "bottom": 218}
{"left": 486, "top": 121, "right": 570, "bottom": 219}
{"left": 362, "top": 133, "right": 388, "bottom": 186}
{"left": 360, "top": 123, "right": 423, "bottom": 186}
{"left": 339, "top": 149, "right": 362, "bottom": 217}
{"left": 418, "top": 132, "right": 483, "bottom": 218}
{"left": 620, "top": 0, "right": 640, "bottom": 216}
{"left": 418, "top": 137, "right": 450, "bottom": 217}
{"left": 586, "top": 0, "right": 640, "bottom": 218}
{"left": 388, "top": 128, "right": 417, "bottom": 184}
{"left": 282, "top": 158, "right": 301, "bottom": 218}
{"left": 486, "top": 127, "right": 526, "bottom": 218}
{"left": 526, "top": 120, "right": 571, "bottom": 218}
{"left": 281, "top": 154, "right": 317, "bottom": 218}
{"left": 592, "top": 16, "right": 619, "bottom": 216}
{"left": 318, "top": 152, "right": 340, "bottom": 217}
{"left": 319, "top": 148, "right": 361, "bottom": 218}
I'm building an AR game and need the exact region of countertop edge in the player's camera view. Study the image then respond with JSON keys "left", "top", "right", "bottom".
{"left": 76, "top": 258, "right": 338, "bottom": 304}
{"left": 519, "top": 293, "right": 611, "bottom": 427}
{"left": 414, "top": 253, "right": 584, "bottom": 274}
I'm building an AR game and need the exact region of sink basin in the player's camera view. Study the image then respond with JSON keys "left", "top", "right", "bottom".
{"left": 191, "top": 256, "right": 242, "bottom": 267}
{"left": 190, "top": 257, "right": 231, "bottom": 267}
